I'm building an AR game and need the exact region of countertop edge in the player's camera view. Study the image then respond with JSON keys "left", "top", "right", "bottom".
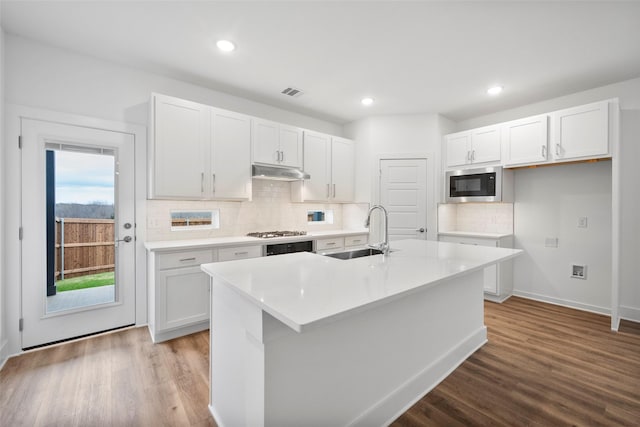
{"left": 145, "top": 229, "right": 369, "bottom": 251}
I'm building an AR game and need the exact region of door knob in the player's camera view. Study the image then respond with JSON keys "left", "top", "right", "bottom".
{"left": 416, "top": 228, "right": 426, "bottom": 233}
{"left": 117, "top": 236, "right": 133, "bottom": 243}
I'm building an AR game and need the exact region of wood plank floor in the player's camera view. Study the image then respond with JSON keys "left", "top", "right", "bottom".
{"left": 1, "top": 297, "right": 638, "bottom": 426}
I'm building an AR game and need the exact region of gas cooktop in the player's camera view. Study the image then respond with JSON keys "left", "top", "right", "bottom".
{"left": 246, "top": 231, "right": 307, "bottom": 239}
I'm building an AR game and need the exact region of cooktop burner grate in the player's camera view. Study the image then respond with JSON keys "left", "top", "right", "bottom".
{"left": 246, "top": 231, "right": 307, "bottom": 239}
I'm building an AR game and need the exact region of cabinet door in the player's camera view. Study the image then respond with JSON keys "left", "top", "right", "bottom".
{"left": 438, "top": 235, "right": 499, "bottom": 293}
{"left": 302, "top": 131, "right": 331, "bottom": 201}
{"left": 156, "top": 267, "right": 210, "bottom": 331}
{"left": 552, "top": 101, "right": 609, "bottom": 161}
{"left": 211, "top": 109, "right": 252, "bottom": 200}
{"left": 470, "top": 125, "right": 501, "bottom": 164}
{"left": 331, "top": 137, "right": 355, "bottom": 202}
{"left": 503, "top": 115, "right": 549, "bottom": 166}
{"left": 445, "top": 132, "right": 471, "bottom": 168}
{"left": 152, "top": 94, "right": 209, "bottom": 198}
{"left": 217, "top": 245, "right": 263, "bottom": 262}
{"left": 279, "top": 125, "right": 303, "bottom": 168}
{"left": 252, "top": 119, "right": 280, "bottom": 165}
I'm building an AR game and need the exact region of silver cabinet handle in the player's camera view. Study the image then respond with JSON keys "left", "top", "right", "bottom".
{"left": 275, "top": 150, "right": 280, "bottom": 163}
{"left": 352, "top": 239, "right": 362, "bottom": 243}
{"left": 555, "top": 144, "right": 561, "bottom": 156}
{"left": 542, "top": 145, "right": 547, "bottom": 158}
{"left": 472, "top": 150, "right": 476, "bottom": 161}
{"left": 179, "top": 257, "right": 196, "bottom": 262}
{"left": 333, "top": 184, "right": 336, "bottom": 198}
{"left": 201, "top": 172, "right": 204, "bottom": 193}
{"left": 326, "top": 242, "right": 336, "bottom": 246}
{"left": 212, "top": 173, "right": 216, "bottom": 194}
{"left": 467, "top": 151, "right": 472, "bottom": 162}
{"left": 280, "top": 151, "right": 285, "bottom": 162}
{"left": 326, "top": 183, "right": 330, "bottom": 198}
{"left": 234, "top": 251, "right": 248, "bottom": 256}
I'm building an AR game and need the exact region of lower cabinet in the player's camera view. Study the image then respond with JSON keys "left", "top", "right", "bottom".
{"left": 148, "top": 245, "right": 264, "bottom": 343}
{"left": 438, "top": 234, "right": 514, "bottom": 302}
{"left": 314, "top": 234, "right": 368, "bottom": 254}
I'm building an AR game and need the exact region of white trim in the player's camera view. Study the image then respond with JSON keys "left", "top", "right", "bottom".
{"left": 4, "top": 104, "right": 147, "bottom": 356}
{"left": 513, "top": 291, "right": 611, "bottom": 316}
{"left": 619, "top": 306, "right": 640, "bottom": 324}
{"left": 610, "top": 99, "right": 621, "bottom": 331}
{"left": 350, "top": 327, "right": 487, "bottom": 427}
{"left": 371, "top": 152, "right": 438, "bottom": 242}
{"left": 0, "top": 339, "right": 9, "bottom": 371}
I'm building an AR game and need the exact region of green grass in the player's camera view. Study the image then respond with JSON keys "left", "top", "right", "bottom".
{"left": 56, "top": 272, "right": 115, "bottom": 292}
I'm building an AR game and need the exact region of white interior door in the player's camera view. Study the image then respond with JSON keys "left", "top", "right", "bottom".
{"left": 379, "top": 159, "right": 427, "bottom": 241}
{"left": 21, "top": 118, "right": 136, "bottom": 349}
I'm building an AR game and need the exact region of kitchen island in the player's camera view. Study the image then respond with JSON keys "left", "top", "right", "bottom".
{"left": 201, "top": 239, "right": 522, "bottom": 427}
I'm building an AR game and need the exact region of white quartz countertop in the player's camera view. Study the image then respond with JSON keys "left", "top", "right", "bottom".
{"left": 201, "top": 239, "right": 522, "bottom": 333}
{"left": 438, "top": 231, "right": 514, "bottom": 239}
{"left": 144, "top": 229, "right": 369, "bottom": 251}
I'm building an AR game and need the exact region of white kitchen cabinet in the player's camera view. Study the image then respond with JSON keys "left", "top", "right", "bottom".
{"left": 315, "top": 237, "right": 345, "bottom": 253}
{"left": 252, "top": 118, "right": 303, "bottom": 168}
{"left": 217, "top": 245, "right": 263, "bottom": 262}
{"left": 438, "top": 234, "right": 514, "bottom": 302}
{"left": 345, "top": 234, "right": 368, "bottom": 248}
{"left": 292, "top": 132, "right": 355, "bottom": 202}
{"left": 445, "top": 125, "right": 501, "bottom": 168}
{"left": 210, "top": 108, "right": 252, "bottom": 200}
{"left": 551, "top": 100, "right": 610, "bottom": 161}
{"left": 149, "top": 93, "right": 251, "bottom": 200}
{"left": 149, "top": 94, "right": 209, "bottom": 199}
{"left": 503, "top": 114, "right": 549, "bottom": 167}
{"left": 148, "top": 248, "right": 216, "bottom": 342}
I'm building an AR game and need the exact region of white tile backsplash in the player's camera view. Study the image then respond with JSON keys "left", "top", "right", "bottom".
{"left": 438, "top": 203, "right": 513, "bottom": 234}
{"left": 146, "top": 180, "right": 367, "bottom": 241}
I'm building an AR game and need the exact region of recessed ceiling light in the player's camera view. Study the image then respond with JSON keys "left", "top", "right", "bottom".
{"left": 216, "top": 40, "right": 236, "bottom": 52}
{"left": 487, "top": 85, "right": 503, "bottom": 96}
{"left": 361, "top": 97, "right": 374, "bottom": 106}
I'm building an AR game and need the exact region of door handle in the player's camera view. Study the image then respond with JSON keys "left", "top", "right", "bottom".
{"left": 116, "top": 236, "right": 133, "bottom": 246}
{"left": 416, "top": 228, "right": 426, "bottom": 233}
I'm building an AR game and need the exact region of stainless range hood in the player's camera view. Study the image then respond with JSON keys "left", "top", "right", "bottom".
{"left": 252, "top": 164, "right": 310, "bottom": 181}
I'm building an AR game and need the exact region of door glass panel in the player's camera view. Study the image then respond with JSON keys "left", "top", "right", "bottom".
{"left": 45, "top": 147, "right": 117, "bottom": 314}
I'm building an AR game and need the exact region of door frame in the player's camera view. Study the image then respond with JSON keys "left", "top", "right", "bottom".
{"left": 4, "top": 104, "right": 147, "bottom": 356}
{"left": 371, "top": 153, "right": 438, "bottom": 242}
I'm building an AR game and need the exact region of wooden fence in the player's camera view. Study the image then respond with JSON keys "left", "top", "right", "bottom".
{"left": 55, "top": 218, "right": 115, "bottom": 280}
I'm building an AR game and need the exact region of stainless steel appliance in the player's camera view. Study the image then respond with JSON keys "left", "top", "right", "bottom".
{"left": 246, "top": 231, "right": 313, "bottom": 256}
{"left": 445, "top": 166, "right": 508, "bottom": 203}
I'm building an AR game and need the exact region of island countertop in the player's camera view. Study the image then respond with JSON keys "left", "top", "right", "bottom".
{"left": 201, "top": 239, "right": 522, "bottom": 333}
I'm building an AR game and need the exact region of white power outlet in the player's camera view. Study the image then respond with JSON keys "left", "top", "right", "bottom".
{"left": 571, "top": 264, "right": 587, "bottom": 279}
{"left": 578, "top": 217, "right": 588, "bottom": 228}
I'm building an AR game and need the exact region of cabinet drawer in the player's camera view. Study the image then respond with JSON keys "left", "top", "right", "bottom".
{"left": 157, "top": 249, "right": 215, "bottom": 270}
{"left": 345, "top": 235, "right": 368, "bottom": 247}
{"left": 315, "top": 237, "right": 345, "bottom": 251}
{"left": 218, "top": 245, "right": 263, "bottom": 262}
{"left": 439, "top": 236, "right": 498, "bottom": 247}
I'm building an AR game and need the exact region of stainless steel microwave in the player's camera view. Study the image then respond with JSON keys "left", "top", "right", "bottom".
{"left": 445, "top": 166, "right": 504, "bottom": 203}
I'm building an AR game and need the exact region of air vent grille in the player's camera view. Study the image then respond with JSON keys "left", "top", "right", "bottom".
{"left": 281, "top": 87, "right": 304, "bottom": 98}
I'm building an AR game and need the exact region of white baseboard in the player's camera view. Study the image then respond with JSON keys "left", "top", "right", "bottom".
{"left": 0, "top": 339, "right": 9, "bottom": 371}
{"left": 149, "top": 321, "right": 209, "bottom": 343}
{"left": 619, "top": 305, "right": 640, "bottom": 323}
{"left": 350, "top": 327, "right": 488, "bottom": 427}
{"left": 513, "top": 291, "right": 610, "bottom": 316}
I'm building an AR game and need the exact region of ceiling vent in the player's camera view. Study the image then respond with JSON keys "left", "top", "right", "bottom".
{"left": 281, "top": 87, "right": 304, "bottom": 98}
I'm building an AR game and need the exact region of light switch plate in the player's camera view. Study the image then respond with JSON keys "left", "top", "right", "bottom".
{"left": 545, "top": 237, "right": 559, "bottom": 248}
{"left": 578, "top": 217, "right": 588, "bottom": 228}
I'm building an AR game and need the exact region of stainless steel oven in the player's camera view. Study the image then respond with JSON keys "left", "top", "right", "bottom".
{"left": 445, "top": 166, "right": 504, "bottom": 203}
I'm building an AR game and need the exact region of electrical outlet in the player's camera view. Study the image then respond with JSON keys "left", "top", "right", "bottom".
{"left": 571, "top": 264, "right": 587, "bottom": 279}
{"left": 578, "top": 217, "right": 588, "bottom": 228}
{"left": 545, "top": 237, "right": 559, "bottom": 248}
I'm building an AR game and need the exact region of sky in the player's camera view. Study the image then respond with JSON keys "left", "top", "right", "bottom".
{"left": 55, "top": 150, "right": 115, "bottom": 205}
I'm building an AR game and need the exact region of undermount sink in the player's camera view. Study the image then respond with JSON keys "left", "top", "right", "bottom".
{"left": 324, "top": 248, "right": 384, "bottom": 260}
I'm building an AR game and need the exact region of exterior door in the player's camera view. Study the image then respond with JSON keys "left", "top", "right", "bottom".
{"left": 379, "top": 159, "right": 428, "bottom": 242}
{"left": 21, "top": 118, "right": 136, "bottom": 349}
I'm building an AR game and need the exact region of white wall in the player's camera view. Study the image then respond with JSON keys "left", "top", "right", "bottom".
{"left": 455, "top": 77, "right": 640, "bottom": 321}
{"left": 2, "top": 34, "right": 344, "bottom": 357}
{"left": 344, "top": 114, "right": 454, "bottom": 242}
{"left": 0, "top": 20, "right": 7, "bottom": 366}
{"left": 5, "top": 35, "right": 343, "bottom": 135}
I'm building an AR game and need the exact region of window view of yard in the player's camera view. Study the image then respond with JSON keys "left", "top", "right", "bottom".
{"left": 55, "top": 272, "right": 115, "bottom": 292}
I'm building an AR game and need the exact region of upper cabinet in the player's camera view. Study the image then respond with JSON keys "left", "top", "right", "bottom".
{"left": 503, "top": 114, "right": 549, "bottom": 167}
{"left": 292, "top": 132, "right": 355, "bottom": 202}
{"left": 551, "top": 101, "right": 609, "bottom": 162}
{"left": 444, "top": 99, "right": 614, "bottom": 171}
{"left": 252, "top": 118, "right": 303, "bottom": 168}
{"left": 149, "top": 93, "right": 251, "bottom": 200}
{"left": 445, "top": 125, "right": 501, "bottom": 168}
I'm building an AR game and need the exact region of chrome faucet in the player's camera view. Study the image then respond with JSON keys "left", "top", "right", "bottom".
{"left": 365, "top": 205, "right": 390, "bottom": 255}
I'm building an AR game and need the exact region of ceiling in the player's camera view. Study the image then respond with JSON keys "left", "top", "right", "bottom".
{"left": 2, "top": 1, "right": 640, "bottom": 124}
